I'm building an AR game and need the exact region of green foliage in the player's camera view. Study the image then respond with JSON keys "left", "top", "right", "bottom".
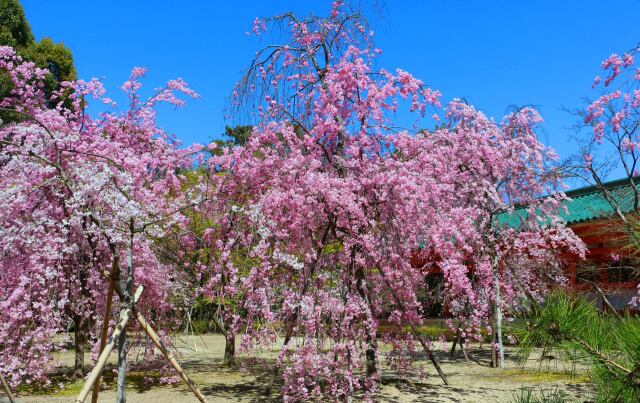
{"left": 22, "top": 37, "right": 76, "bottom": 93}
{"left": 0, "top": 0, "right": 34, "bottom": 48}
{"left": 188, "top": 318, "right": 213, "bottom": 334}
{"left": 158, "top": 166, "right": 264, "bottom": 336}
{"left": 415, "top": 325, "right": 455, "bottom": 341}
{"left": 224, "top": 125, "right": 252, "bottom": 146}
{"left": 377, "top": 323, "right": 456, "bottom": 341}
{"left": 0, "top": 0, "right": 76, "bottom": 121}
{"left": 209, "top": 125, "right": 253, "bottom": 156}
{"left": 322, "top": 241, "right": 344, "bottom": 255}
{"left": 591, "top": 317, "right": 640, "bottom": 402}
{"left": 511, "top": 291, "right": 603, "bottom": 362}
{"left": 512, "top": 290, "right": 640, "bottom": 402}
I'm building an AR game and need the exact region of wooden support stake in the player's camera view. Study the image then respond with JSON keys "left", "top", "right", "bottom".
{"left": 75, "top": 286, "right": 143, "bottom": 403}
{"left": 91, "top": 259, "right": 118, "bottom": 403}
{"left": 134, "top": 311, "right": 207, "bottom": 402}
{"left": 99, "top": 269, "right": 207, "bottom": 402}
{"left": 416, "top": 335, "right": 449, "bottom": 385}
{"left": 0, "top": 373, "right": 16, "bottom": 403}
{"left": 373, "top": 263, "right": 449, "bottom": 385}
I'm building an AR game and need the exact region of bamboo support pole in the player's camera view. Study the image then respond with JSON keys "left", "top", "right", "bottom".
{"left": 375, "top": 266, "right": 449, "bottom": 384}
{"left": 75, "top": 286, "right": 143, "bottom": 403}
{"left": 134, "top": 312, "right": 207, "bottom": 402}
{"left": 99, "top": 269, "right": 207, "bottom": 402}
{"left": 415, "top": 334, "right": 449, "bottom": 385}
{"left": 0, "top": 373, "right": 16, "bottom": 403}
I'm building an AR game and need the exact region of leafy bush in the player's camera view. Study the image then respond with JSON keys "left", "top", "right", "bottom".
{"left": 376, "top": 323, "right": 455, "bottom": 341}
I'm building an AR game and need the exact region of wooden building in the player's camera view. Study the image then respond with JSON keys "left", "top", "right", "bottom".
{"left": 558, "top": 179, "right": 639, "bottom": 311}
{"left": 413, "top": 177, "right": 640, "bottom": 316}
{"left": 500, "top": 177, "right": 640, "bottom": 311}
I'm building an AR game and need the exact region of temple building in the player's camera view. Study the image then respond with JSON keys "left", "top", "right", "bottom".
{"left": 413, "top": 177, "right": 640, "bottom": 317}
{"left": 554, "top": 178, "right": 639, "bottom": 311}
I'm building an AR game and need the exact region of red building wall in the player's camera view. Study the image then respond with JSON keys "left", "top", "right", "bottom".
{"left": 563, "top": 218, "right": 639, "bottom": 311}
{"left": 411, "top": 217, "right": 640, "bottom": 316}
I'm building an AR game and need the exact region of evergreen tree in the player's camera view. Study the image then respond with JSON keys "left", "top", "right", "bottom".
{"left": 0, "top": 0, "right": 34, "bottom": 48}
{"left": 513, "top": 291, "right": 640, "bottom": 402}
{"left": 209, "top": 125, "right": 253, "bottom": 156}
{"left": 0, "top": 0, "right": 76, "bottom": 120}
{"left": 223, "top": 125, "right": 252, "bottom": 146}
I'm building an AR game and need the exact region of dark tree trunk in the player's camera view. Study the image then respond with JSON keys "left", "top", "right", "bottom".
{"left": 73, "top": 314, "right": 87, "bottom": 379}
{"left": 74, "top": 260, "right": 91, "bottom": 380}
{"left": 365, "top": 337, "right": 378, "bottom": 377}
{"left": 211, "top": 311, "right": 235, "bottom": 366}
{"left": 490, "top": 327, "right": 498, "bottom": 368}
{"left": 223, "top": 333, "right": 235, "bottom": 365}
{"left": 354, "top": 262, "right": 377, "bottom": 378}
{"left": 449, "top": 327, "right": 460, "bottom": 361}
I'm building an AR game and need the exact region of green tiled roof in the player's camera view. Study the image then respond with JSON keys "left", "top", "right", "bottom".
{"left": 496, "top": 177, "right": 639, "bottom": 228}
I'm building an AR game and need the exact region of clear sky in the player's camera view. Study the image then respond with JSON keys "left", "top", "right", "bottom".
{"left": 20, "top": 0, "right": 640, "bottom": 162}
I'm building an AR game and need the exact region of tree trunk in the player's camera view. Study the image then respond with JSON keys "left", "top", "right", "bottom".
{"left": 493, "top": 256, "right": 504, "bottom": 368}
{"left": 490, "top": 326, "right": 497, "bottom": 368}
{"left": 75, "top": 286, "right": 143, "bottom": 403}
{"left": 449, "top": 326, "right": 460, "bottom": 360}
{"left": 73, "top": 314, "right": 87, "bottom": 379}
{"left": 91, "top": 260, "right": 117, "bottom": 403}
{"left": 365, "top": 337, "right": 378, "bottom": 377}
{"left": 74, "top": 260, "right": 91, "bottom": 380}
{"left": 354, "top": 263, "right": 377, "bottom": 378}
{"left": 116, "top": 320, "right": 128, "bottom": 403}
{"left": 183, "top": 311, "right": 189, "bottom": 336}
{"left": 117, "top": 220, "right": 134, "bottom": 403}
{"left": 223, "top": 333, "right": 235, "bottom": 366}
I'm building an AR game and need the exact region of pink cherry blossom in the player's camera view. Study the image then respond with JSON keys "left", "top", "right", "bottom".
{"left": 0, "top": 45, "right": 200, "bottom": 385}
{"left": 203, "top": 3, "right": 584, "bottom": 400}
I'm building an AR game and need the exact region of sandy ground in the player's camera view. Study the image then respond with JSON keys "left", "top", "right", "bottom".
{"left": 10, "top": 334, "right": 592, "bottom": 402}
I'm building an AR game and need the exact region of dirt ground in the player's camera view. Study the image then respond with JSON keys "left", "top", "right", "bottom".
{"left": 11, "top": 334, "right": 592, "bottom": 402}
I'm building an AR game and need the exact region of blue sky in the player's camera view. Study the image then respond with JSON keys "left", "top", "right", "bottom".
{"left": 21, "top": 0, "right": 640, "bottom": 162}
